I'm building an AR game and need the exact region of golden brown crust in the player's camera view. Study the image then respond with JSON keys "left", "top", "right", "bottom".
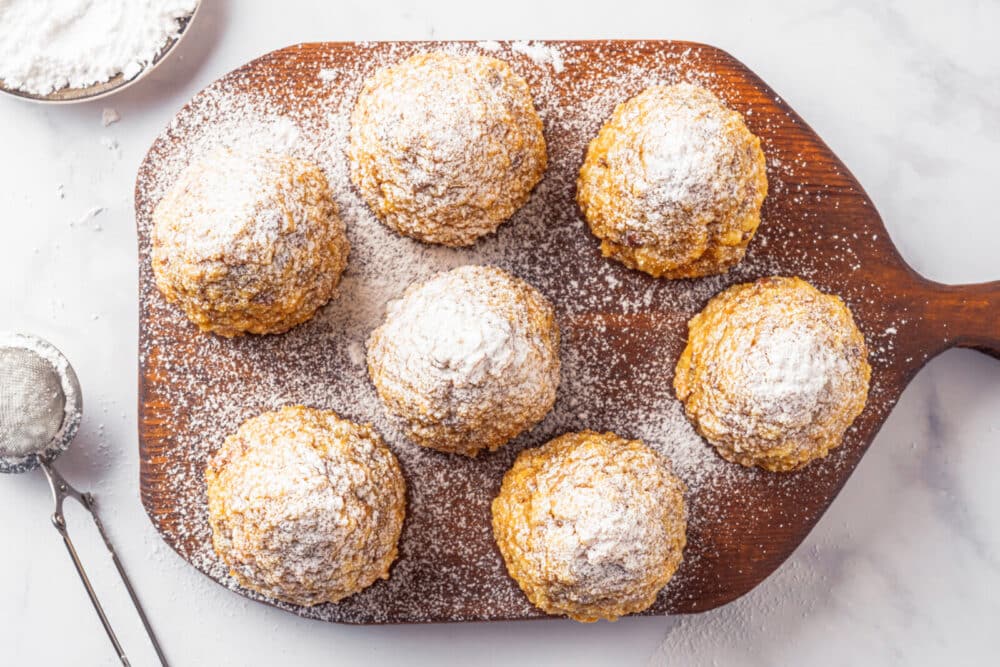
{"left": 492, "top": 431, "right": 686, "bottom": 622}
{"left": 206, "top": 406, "right": 406, "bottom": 606}
{"left": 348, "top": 51, "right": 547, "bottom": 246}
{"left": 674, "top": 277, "right": 871, "bottom": 472}
{"left": 577, "top": 83, "right": 767, "bottom": 278}
{"left": 152, "top": 150, "right": 349, "bottom": 337}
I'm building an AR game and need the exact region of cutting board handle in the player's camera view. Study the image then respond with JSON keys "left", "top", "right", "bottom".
{"left": 919, "top": 279, "right": 1000, "bottom": 360}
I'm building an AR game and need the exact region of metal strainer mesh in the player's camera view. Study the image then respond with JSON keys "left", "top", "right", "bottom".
{"left": 0, "top": 346, "right": 67, "bottom": 457}
{"left": 0, "top": 334, "right": 80, "bottom": 474}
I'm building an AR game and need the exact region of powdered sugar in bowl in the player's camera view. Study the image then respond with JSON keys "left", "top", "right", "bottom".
{"left": 0, "top": 0, "right": 201, "bottom": 104}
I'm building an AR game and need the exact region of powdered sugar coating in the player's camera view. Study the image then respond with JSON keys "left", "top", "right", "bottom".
{"left": 492, "top": 431, "right": 686, "bottom": 622}
{"left": 206, "top": 406, "right": 405, "bottom": 606}
{"left": 367, "top": 265, "right": 560, "bottom": 456}
{"left": 674, "top": 276, "right": 871, "bottom": 472}
{"left": 152, "top": 149, "right": 349, "bottom": 337}
{"left": 348, "top": 51, "right": 547, "bottom": 246}
{"left": 0, "top": 0, "right": 198, "bottom": 95}
{"left": 577, "top": 83, "right": 767, "bottom": 278}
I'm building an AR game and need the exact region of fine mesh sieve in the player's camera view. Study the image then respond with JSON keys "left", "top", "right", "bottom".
{"left": 0, "top": 335, "right": 81, "bottom": 474}
{"left": 0, "top": 333, "right": 168, "bottom": 665}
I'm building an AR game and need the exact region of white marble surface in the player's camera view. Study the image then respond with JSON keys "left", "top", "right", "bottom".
{"left": 1, "top": 1, "right": 998, "bottom": 665}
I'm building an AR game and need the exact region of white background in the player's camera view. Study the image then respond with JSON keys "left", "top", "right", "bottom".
{"left": 1, "top": 1, "right": 998, "bottom": 665}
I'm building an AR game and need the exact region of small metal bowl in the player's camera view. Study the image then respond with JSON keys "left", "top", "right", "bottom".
{"left": 0, "top": 1, "right": 201, "bottom": 104}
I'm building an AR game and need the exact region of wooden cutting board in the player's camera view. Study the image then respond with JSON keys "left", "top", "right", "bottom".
{"left": 135, "top": 40, "right": 999, "bottom": 623}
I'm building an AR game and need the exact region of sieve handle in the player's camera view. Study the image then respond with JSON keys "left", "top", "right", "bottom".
{"left": 39, "top": 460, "right": 169, "bottom": 667}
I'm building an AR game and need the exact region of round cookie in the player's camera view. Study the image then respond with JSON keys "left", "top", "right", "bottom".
{"left": 492, "top": 431, "right": 687, "bottom": 622}
{"left": 152, "top": 149, "right": 349, "bottom": 337}
{"left": 348, "top": 51, "right": 547, "bottom": 246}
{"left": 205, "top": 406, "right": 406, "bottom": 606}
{"left": 674, "top": 276, "right": 871, "bottom": 472}
{"left": 366, "top": 265, "right": 560, "bottom": 456}
{"left": 577, "top": 83, "right": 767, "bottom": 279}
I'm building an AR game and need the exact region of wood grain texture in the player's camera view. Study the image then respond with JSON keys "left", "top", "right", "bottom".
{"left": 135, "top": 41, "right": 999, "bottom": 623}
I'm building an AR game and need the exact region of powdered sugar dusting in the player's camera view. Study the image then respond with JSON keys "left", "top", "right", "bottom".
{"left": 347, "top": 51, "right": 546, "bottom": 247}
{"left": 623, "top": 83, "right": 753, "bottom": 221}
{"left": 135, "top": 41, "right": 901, "bottom": 623}
{"left": 492, "top": 432, "right": 686, "bottom": 621}
{"left": 510, "top": 40, "right": 565, "bottom": 73}
{"left": 675, "top": 277, "right": 871, "bottom": 472}
{"left": 741, "top": 325, "right": 847, "bottom": 428}
{"left": 0, "top": 0, "right": 198, "bottom": 95}
{"left": 371, "top": 268, "right": 541, "bottom": 396}
{"left": 154, "top": 149, "right": 308, "bottom": 262}
{"left": 206, "top": 406, "right": 405, "bottom": 606}
{"left": 366, "top": 265, "right": 560, "bottom": 456}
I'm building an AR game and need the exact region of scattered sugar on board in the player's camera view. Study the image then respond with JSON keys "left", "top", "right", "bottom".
{"left": 509, "top": 40, "right": 565, "bottom": 73}
{"left": 135, "top": 41, "right": 899, "bottom": 623}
